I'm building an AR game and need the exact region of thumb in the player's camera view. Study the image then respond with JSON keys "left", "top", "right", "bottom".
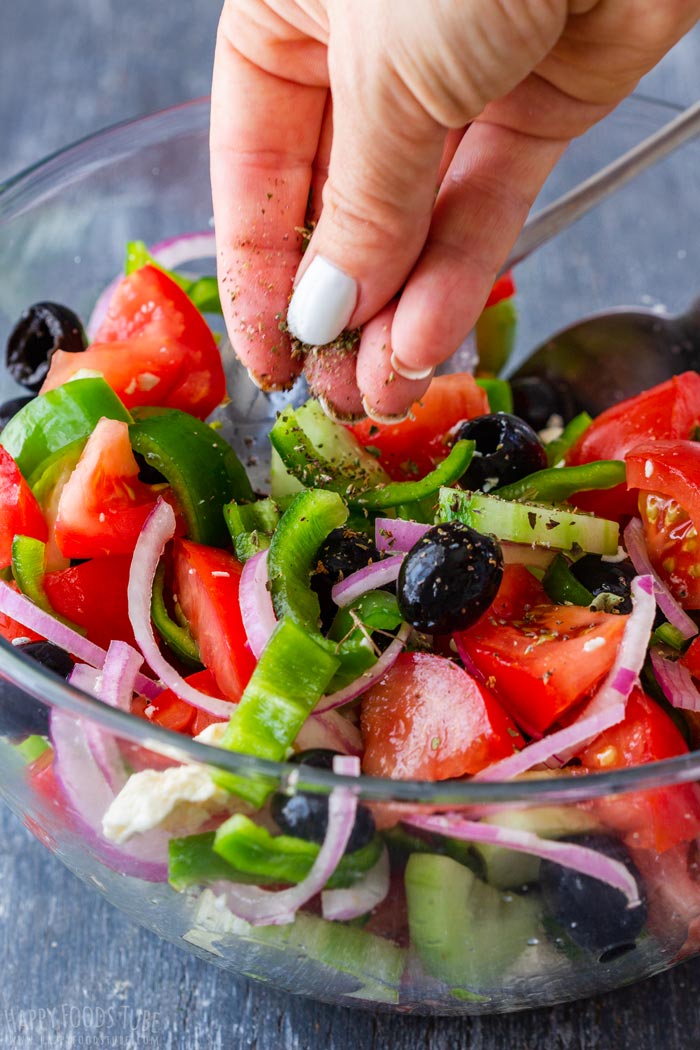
{"left": 286, "top": 21, "right": 446, "bottom": 351}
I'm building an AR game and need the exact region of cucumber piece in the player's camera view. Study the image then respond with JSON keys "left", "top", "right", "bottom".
{"left": 270, "top": 446, "right": 304, "bottom": 502}
{"left": 405, "top": 853, "right": 541, "bottom": 993}
{"left": 473, "top": 806, "right": 602, "bottom": 890}
{"left": 437, "top": 487, "right": 619, "bottom": 555}
{"left": 188, "top": 888, "right": 406, "bottom": 1004}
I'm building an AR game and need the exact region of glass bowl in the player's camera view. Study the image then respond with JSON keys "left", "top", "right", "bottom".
{"left": 2, "top": 96, "right": 700, "bottom": 1016}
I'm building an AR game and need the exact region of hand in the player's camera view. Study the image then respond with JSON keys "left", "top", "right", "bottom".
{"left": 211, "top": 0, "right": 698, "bottom": 420}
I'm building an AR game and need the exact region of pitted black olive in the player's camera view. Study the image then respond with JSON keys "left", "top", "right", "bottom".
{"left": 570, "top": 554, "right": 637, "bottom": 614}
{"left": 455, "top": 413, "right": 547, "bottom": 492}
{"left": 397, "top": 521, "right": 503, "bottom": 634}
{"left": 6, "top": 301, "right": 87, "bottom": 392}
{"left": 510, "top": 375, "right": 580, "bottom": 432}
{"left": 0, "top": 641, "right": 73, "bottom": 740}
{"left": 310, "top": 527, "right": 380, "bottom": 631}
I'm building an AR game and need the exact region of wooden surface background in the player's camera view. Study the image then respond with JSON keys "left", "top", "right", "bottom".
{"left": 2, "top": 4, "right": 700, "bottom": 1048}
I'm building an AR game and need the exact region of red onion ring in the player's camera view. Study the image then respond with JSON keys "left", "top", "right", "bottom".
{"left": 0, "top": 580, "right": 161, "bottom": 701}
{"left": 211, "top": 755, "right": 360, "bottom": 926}
{"left": 295, "top": 708, "right": 363, "bottom": 756}
{"left": 404, "top": 813, "right": 641, "bottom": 907}
{"left": 238, "top": 549, "right": 277, "bottom": 659}
{"left": 321, "top": 846, "right": 390, "bottom": 921}
{"left": 314, "top": 623, "right": 413, "bottom": 713}
{"left": 624, "top": 518, "right": 698, "bottom": 640}
{"left": 99, "top": 640, "right": 145, "bottom": 712}
{"left": 476, "top": 574, "right": 655, "bottom": 780}
{"left": 127, "top": 499, "right": 236, "bottom": 721}
{"left": 331, "top": 555, "right": 405, "bottom": 608}
{"left": 374, "top": 518, "right": 429, "bottom": 553}
{"left": 651, "top": 649, "right": 700, "bottom": 713}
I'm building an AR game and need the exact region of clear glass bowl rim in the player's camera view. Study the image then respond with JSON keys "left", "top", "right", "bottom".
{"left": 1, "top": 94, "right": 698, "bottom": 807}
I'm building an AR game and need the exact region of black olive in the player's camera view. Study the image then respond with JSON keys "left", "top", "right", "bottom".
{"left": 510, "top": 375, "right": 580, "bottom": 432}
{"left": 455, "top": 413, "right": 547, "bottom": 492}
{"left": 271, "top": 749, "right": 376, "bottom": 853}
{"left": 0, "top": 641, "right": 73, "bottom": 740}
{"left": 540, "top": 833, "right": 647, "bottom": 962}
{"left": 6, "top": 301, "right": 87, "bottom": 392}
{"left": 570, "top": 554, "right": 637, "bottom": 614}
{"left": 397, "top": 521, "right": 503, "bottom": 634}
{"left": 0, "top": 395, "right": 35, "bottom": 432}
{"left": 310, "top": 527, "right": 380, "bottom": 631}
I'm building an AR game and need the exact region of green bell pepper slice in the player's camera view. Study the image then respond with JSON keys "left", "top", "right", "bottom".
{"left": 545, "top": 411, "right": 593, "bottom": 467}
{"left": 475, "top": 297, "right": 517, "bottom": 375}
{"left": 224, "top": 497, "right": 281, "bottom": 563}
{"left": 542, "top": 553, "right": 595, "bottom": 607}
{"left": 1, "top": 377, "right": 131, "bottom": 479}
{"left": 213, "top": 814, "right": 382, "bottom": 888}
{"left": 129, "top": 406, "right": 253, "bottom": 548}
{"left": 11, "top": 536, "right": 83, "bottom": 631}
{"left": 151, "top": 561, "right": 202, "bottom": 668}
{"left": 214, "top": 617, "right": 340, "bottom": 805}
{"left": 351, "top": 440, "right": 474, "bottom": 510}
{"left": 494, "top": 460, "right": 626, "bottom": 504}
{"left": 475, "top": 377, "right": 514, "bottom": 415}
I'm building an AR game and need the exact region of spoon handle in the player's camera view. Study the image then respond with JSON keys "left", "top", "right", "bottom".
{"left": 504, "top": 100, "right": 700, "bottom": 271}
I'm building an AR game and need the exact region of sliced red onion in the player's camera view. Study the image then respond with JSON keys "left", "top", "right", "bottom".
{"left": 86, "top": 230, "right": 216, "bottom": 338}
{"left": 405, "top": 814, "right": 641, "bottom": 907}
{"left": 477, "top": 574, "right": 655, "bottom": 780}
{"left": 651, "top": 649, "right": 700, "bottom": 713}
{"left": 314, "top": 623, "right": 413, "bottom": 713}
{"left": 238, "top": 549, "right": 277, "bottom": 659}
{"left": 0, "top": 580, "right": 161, "bottom": 701}
{"left": 295, "top": 708, "right": 363, "bottom": 756}
{"left": 624, "top": 518, "right": 698, "bottom": 640}
{"left": 50, "top": 709, "right": 169, "bottom": 881}
{"left": 211, "top": 755, "right": 359, "bottom": 926}
{"left": 128, "top": 499, "right": 236, "bottom": 721}
{"left": 68, "top": 659, "right": 130, "bottom": 794}
{"left": 374, "top": 518, "right": 429, "bottom": 553}
{"left": 321, "top": 846, "right": 390, "bottom": 921}
{"left": 331, "top": 555, "right": 405, "bottom": 608}
{"left": 99, "top": 640, "right": 144, "bottom": 712}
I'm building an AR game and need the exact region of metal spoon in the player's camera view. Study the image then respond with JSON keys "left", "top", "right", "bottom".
{"left": 496, "top": 101, "right": 700, "bottom": 415}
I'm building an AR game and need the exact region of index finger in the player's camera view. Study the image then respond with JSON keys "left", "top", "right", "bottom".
{"left": 211, "top": 7, "right": 327, "bottom": 389}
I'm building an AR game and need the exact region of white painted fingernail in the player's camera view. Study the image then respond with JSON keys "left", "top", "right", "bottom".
{"left": 389, "top": 352, "right": 433, "bottom": 381}
{"left": 287, "top": 256, "right": 357, "bottom": 346}
{"left": 361, "top": 396, "right": 411, "bottom": 425}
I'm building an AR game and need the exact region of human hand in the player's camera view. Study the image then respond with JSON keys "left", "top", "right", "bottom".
{"left": 211, "top": 0, "right": 699, "bottom": 420}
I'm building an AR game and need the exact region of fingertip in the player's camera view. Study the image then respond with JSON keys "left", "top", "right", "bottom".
{"left": 303, "top": 344, "right": 364, "bottom": 420}
{"left": 356, "top": 304, "right": 433, "bottom": 419}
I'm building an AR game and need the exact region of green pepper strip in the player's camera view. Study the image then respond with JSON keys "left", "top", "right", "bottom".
{"left": 11, "top": 536, "right": 84, "bottom": 631}
{"left": 129, "top": 407, "right": 253, "bottom": 548}
{"left": 542, "top": 553, "right": 594, "bottom": 607}
{"left": 151, "top": 561, "right": 202, "bottom": 667}
{"left": 269, "top": 409, "right": 367, "bottom": 496}
{"left": 1, "top": 377, "right": 132, "bottom": 479}
{"left": 652, "top": 623, "right": 686, "bottom": 651}
{"left": 475, "top": 377, "right": 513, "bottom": 415}
{"left": 545, "top": 411, "right": 593, "bottom": 467}
{"left": 126, "top": 241, "right": 222, "bottom": 314}
{"left": 351, "top": 440, "right": 474, "bottom": 510}
{"left": 224, "top": 497, "right": 280, "bottom": 563}
{"left": 213, "top": 814, "right": 382, "bottom": 888}
{"left": 168, "top": 831, "right": 275, "bottom": 890}
{"left": 476, "top": 297, "right": 517, "bottom": 375}
{"left": 494, "top": 459, "right": 625, "bottom": 504}
{"left": 214, "top": 617, "right": 340, "bottom": 805}
{"left": 267, "top": 489, "right": 348, "bottom": 632}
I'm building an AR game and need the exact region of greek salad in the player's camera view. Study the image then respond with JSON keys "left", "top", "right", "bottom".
{"left": 2, "top": 242, "right": 700, "bottom": 1001}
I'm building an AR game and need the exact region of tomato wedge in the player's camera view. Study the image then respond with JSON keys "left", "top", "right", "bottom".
{"left": 578, "top": 687, "right": 700, "bottom": 852}
{"left": 144, "top": 668, "right": 223, "bottom": 735}
{"left": 172, "top": 539, "right": 256, "bottom": 702}
{"left": 566, "top": 372, "right": 700, "bottom": 519}
{"left": 456, "top": 595, "right": 628, "bottom": 735}
{"left": 42, "top": 266, "right": 226, "bottom": 418}
{"left": 360, "top": 651, "right": 523, "bottom": 779}
{"left": 54, "top": 418, "right": 160, "bottom": 559}
{"left": 349, "top": 374, "right": 489, "bottom": 480}
{"left": 43, "top": 554, "right": 137, "bottom": 651}
{"left": 0, "top": 445, "right": 47, "bottom": 569}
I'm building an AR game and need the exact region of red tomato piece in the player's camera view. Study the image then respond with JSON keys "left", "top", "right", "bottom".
{"left": 0, "top": 445, "right": 47, "bottom": 569}
{"left": 173, "top": 540, "right": 256, "bottom": 702}
{"left": 484, "top": 270, "right": 515, "bottom": 308}
{"left": 681, "top": 636, "right": 700, "bottom": 680}
{"left": 578, "top": 687, "right": 700, "bottom": 852}
{"left": 43, "top": 554, "right": 137, "bottom": 651}
{"left": 456, "top": 601, "right": 628, "bottom": 735}
{"left": 53, "top": 417, "right": 159, "bottom": 559}
{"left": 144, "top": 669, "right": 224, "bottom": 735}
{"left": 627, "top": 440, "right": 700, "bottom": 609}
{"left": 360, "top": 651, "right": 523, "bottom": 780}
{"left": 349, "top": 374, "right": 489, "bottom": 480}
{"left": 41, "top": 266, "right": 226, "bottom": 419}
{"left": 566, "top": 372, "right": 700, "bottom": 519}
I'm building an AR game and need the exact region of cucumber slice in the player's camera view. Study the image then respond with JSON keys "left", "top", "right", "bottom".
{"left": 187, "top": 887, "right": 406, "bottom": 1004}
{"left": 405, "top": 853, "right": 542, "bottom": 993}
{"left": 270, "top": 446, "right": 304, "bottom": 502}
{"left": 437, "top": 487, "right": 619, "bottom": 555}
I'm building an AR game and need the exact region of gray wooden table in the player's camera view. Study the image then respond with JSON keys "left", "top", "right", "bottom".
{"left": 2, "top": 4, "right": 700, "bottom": 1048}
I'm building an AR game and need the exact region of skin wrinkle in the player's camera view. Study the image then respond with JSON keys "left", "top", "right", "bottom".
{"left": 212, "top": 0, "right": 700, "bottom": 410}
